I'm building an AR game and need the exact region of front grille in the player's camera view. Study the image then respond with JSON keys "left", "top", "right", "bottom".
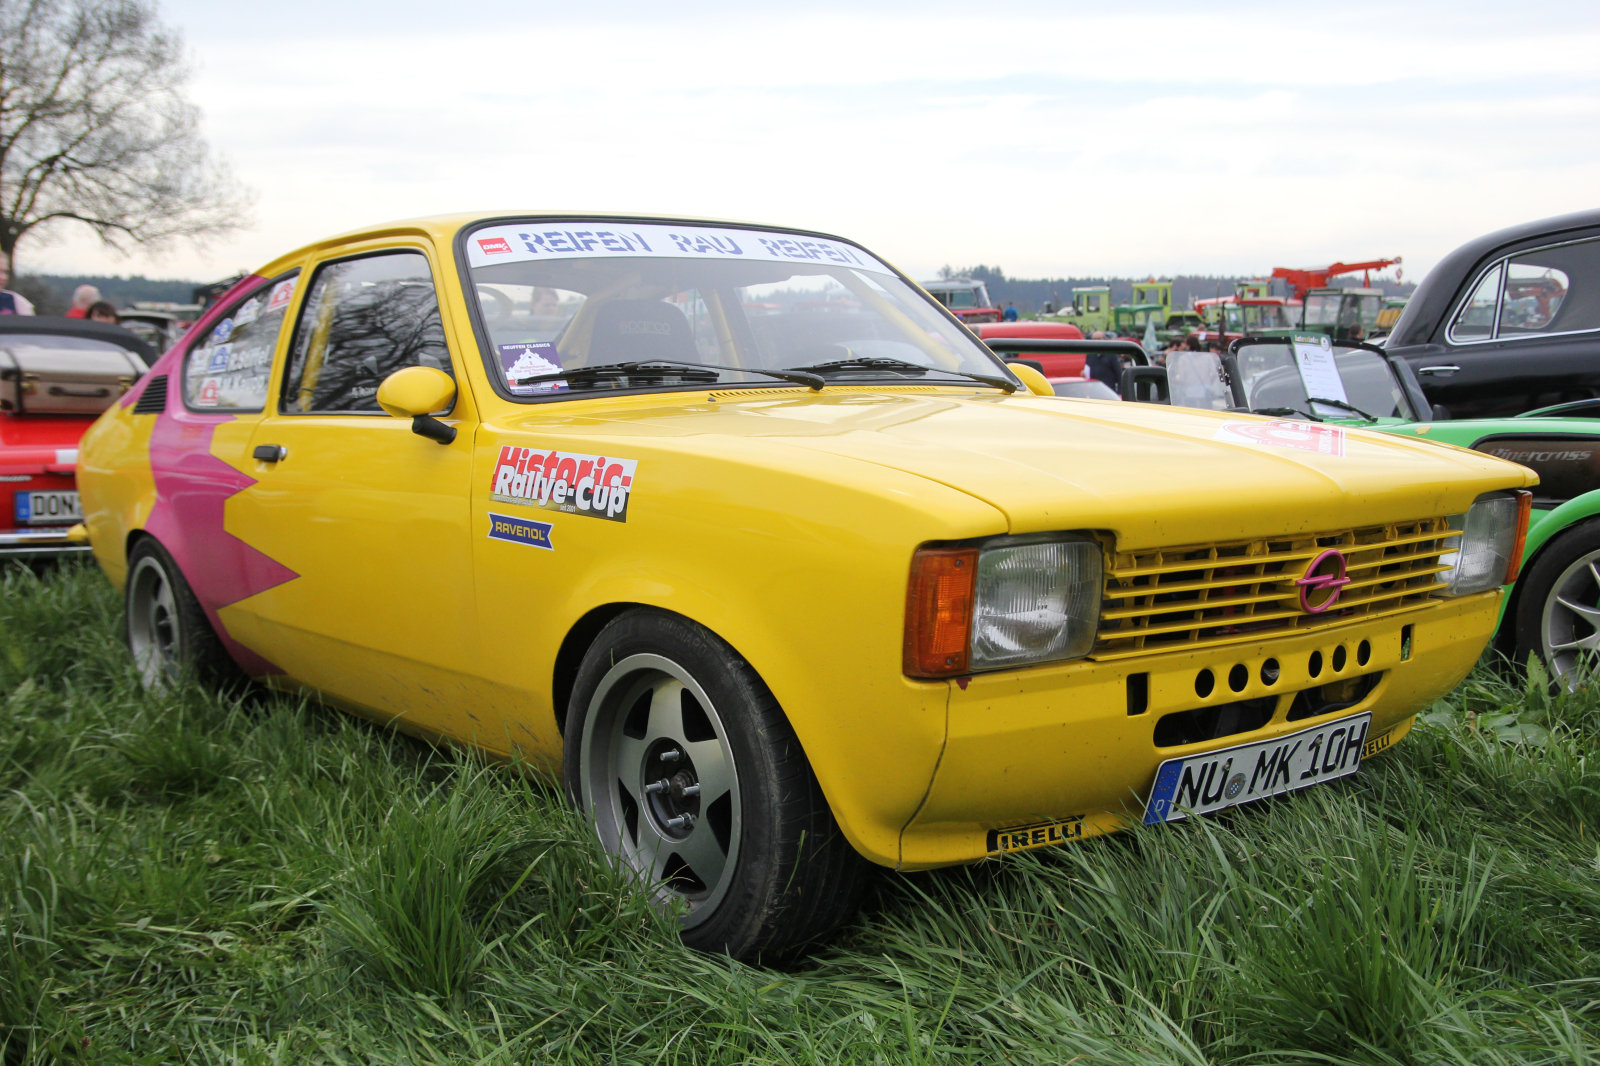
{"left": 1092, "top": 518, "right": 1457, "bottom": 660}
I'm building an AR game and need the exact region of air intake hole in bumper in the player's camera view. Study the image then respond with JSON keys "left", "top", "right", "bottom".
{"left": 1154, "top": 696, "right": 1277, "bottom": 748}
{"left": 1286, "top": 671, "right": 1384, "bottom": 722}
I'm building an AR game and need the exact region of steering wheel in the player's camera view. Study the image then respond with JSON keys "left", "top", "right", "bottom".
{"left": 476, "top": 285, "right": 513, "bottom": 326}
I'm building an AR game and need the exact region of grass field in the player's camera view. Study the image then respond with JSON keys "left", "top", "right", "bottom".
{"left": 3, "top": 562, "right": 1599, "bottom": 1065}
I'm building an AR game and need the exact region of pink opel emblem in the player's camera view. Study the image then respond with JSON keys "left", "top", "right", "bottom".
{"left": 1295, "top": 548, "right": 1351, "bottom": 613}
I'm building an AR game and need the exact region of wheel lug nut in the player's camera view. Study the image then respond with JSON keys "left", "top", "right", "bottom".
{"left": 665, "top": 813, "right": 695, "bottom": 829}
{"left": 660, "top": 750, "right": 682, "bottom": 762}
{"left": 681, "top": 783, "right": 700, "bottom": 797}
{"left": 644, "top": 779, "right": 669, "bottom": 794}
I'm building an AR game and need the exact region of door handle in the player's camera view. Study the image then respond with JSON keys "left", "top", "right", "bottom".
{"left": 1418, "top": 365, "right": 1461, "bottom": 376}
{"left": 252, "top": 444, "right": 287, "bottom": 462}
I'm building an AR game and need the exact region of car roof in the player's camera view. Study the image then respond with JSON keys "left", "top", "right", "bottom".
{"left": 1390, "top": 208, "right": 1600, "bottom": 348}
{"left": 252, "top": 210, "right": 877, "bottom": 280}
{"left": 0, "top": 315, "right": 155, "bottom": 361}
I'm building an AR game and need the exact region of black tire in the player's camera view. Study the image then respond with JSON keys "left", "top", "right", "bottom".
{"left": 563, "top": 607, "right": 871, "bottom": 960}
{"left": 1512, "top": 519, "right": 1600, "bottom": 687}
{"left": 124, "top": 537, "right": 236, "bottom": 689}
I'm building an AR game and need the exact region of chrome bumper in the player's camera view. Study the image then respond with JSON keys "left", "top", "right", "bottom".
{"left": 0, "top": 527, "right": 90, "bottom": 557}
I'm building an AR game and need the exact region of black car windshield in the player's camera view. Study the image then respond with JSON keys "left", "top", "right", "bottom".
{"left": 1167, "top": 337, "right": 1421, "bottom": 422}
{"left": 465, "top": 222, "right": 1006, "bottom": 397}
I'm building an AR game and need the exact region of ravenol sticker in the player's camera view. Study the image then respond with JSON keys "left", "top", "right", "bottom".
{"left": 986, "top": 816, "right": 1084, "bottom": 855}
{"left": 492, "top": 446, "right": 636, "bottom": 522}
{"left": 1214, "top": 419, "right": 1346, "bottom": 457}
{"left": 266, "top": 277, "right": 296, "bottom": 313}
{"left": 487, "top": 511, "right": 554, "bottom": 550}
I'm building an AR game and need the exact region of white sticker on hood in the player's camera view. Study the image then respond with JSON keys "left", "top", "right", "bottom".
{"left": 1214, "top": 420, "right": 1346, "bottom": 457}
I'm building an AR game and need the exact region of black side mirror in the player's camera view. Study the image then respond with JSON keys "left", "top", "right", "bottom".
{"left": 1121, "top": 366, "right": 1170, "bottom": 404}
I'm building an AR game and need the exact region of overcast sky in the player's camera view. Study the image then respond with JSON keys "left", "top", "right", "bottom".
{"left": 19, "top": 0, "right": 1600, "bottom": 287}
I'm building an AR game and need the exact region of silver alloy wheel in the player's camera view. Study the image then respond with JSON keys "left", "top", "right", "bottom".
{"left": 577, "top": 653, "right": 742, "bottom": 927}
{"left": 127, "top": 555, "right": 179, "bottom": 688}
{"left": 1540, "top": 547, "right": 1600, "bottom": 687}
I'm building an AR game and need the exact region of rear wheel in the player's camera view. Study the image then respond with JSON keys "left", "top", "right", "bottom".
{"left": 1513, "top": 521, "right": 1600, "bottom": 688}
{"left": 564, "top": 608, "right": 870, "bottom": 960}
{"left": 125, "top": 538, "right": 232, "bottom": 688}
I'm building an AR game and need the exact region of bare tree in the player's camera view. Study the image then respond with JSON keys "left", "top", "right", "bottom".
{"left": 0, "top": 0, "right": 251, "bottom": 271}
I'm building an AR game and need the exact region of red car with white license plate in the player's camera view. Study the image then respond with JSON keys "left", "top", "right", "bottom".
{"left": 0, "top": 317, "right": 152, "bottom": 558}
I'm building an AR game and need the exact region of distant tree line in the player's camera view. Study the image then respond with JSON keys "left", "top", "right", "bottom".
{"left": 9, "top": 272, "right": 204, "bottom": 315}
{"left": 938, "top": 265, "right": 1415, "bottom": 315}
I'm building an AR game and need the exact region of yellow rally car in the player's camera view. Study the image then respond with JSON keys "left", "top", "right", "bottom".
{"left": 77, "top": 213, "right": 1535, "bottom": 959}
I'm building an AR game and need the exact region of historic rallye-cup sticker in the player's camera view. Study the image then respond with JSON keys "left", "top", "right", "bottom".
{"left": 491, "top": 446, "right": 636, "bottom": 522}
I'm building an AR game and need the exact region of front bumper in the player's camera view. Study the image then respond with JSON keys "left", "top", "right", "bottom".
{"left": 898, "top": 591, "right": 1499, "bottom": 869}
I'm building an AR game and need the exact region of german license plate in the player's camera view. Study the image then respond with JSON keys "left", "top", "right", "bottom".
{"left": 1142, "top": 712, "right": 1371, "bottom": 825}
{"left": 14, "top": 490, "right": 81, "bottom": 526}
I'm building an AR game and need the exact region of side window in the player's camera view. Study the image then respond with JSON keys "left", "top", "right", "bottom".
{"left": 183, "top": 274, "right": 298, "bottom": 409}
{"left": 281, "top": 251, "right": 451, "bottom": 413}
{"left": 1448, "top": 264, "right": 1501, "bottom": 342}
{"left": 1502, "top": 237, "right": 1600, "bottom": 336}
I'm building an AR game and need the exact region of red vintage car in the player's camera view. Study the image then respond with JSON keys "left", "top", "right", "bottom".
{"left": 1, "top": 317, "right": 153, "bottom": 558}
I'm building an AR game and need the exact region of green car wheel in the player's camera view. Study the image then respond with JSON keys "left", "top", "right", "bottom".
{"left": 1515, "top": 521, "right": 1600, "bottom": 688}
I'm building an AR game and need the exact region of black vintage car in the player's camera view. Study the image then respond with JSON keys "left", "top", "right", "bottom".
{"left": 1387, "top": 209, "right": 1600, "bottom": 419}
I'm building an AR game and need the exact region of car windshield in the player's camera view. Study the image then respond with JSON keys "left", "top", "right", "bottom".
{"left": 1242, "top": 304, "right": 1291, "bottom": 330}
{"left": 1167, "top": 338, "right": 1420, "bottom": 422}
{"left": 466, "top": 222, "right": 1005, "bottom": 397}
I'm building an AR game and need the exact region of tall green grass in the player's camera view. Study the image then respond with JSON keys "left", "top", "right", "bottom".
{"left": 2, "top": 561, "right": 1597, "bottom": 1064}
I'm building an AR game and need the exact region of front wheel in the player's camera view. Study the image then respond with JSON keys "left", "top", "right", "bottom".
{"left": 564, "top": 608, "right": 870, "bottom": 960}
{"left": 1512, "top": 521, "right": 1600, "bottom": 688}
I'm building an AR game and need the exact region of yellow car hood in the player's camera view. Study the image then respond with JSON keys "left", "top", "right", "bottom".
{"left": 557, "top": 389, "right": 1536, "bottom": 549}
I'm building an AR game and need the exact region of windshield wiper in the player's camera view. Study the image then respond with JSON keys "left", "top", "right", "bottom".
{"left": 1250, "top": 406, "right": 1324, "bottom": 422}
{"left": 783, "top": 354, "right": 1017, "bottom": 393}
{"left": 1305, "top": 397, "right": 1378, "bottom": 422}
{"left": 515, "top": 360, "right": 824, "bottom": 391}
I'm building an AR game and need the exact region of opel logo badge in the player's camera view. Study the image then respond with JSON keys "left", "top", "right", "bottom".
{"left": 1295, "top": 548, "right": 1351, "bottom": 614}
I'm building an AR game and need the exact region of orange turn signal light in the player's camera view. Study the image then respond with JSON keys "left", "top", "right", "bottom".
{"left": 1504, "top": 489, "right": 1533, "bottom": 585}
{"left": 904, "top": 547, "right": 978, "bottom": 677}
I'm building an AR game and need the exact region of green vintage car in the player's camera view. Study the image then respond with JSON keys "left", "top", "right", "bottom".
{"left": 1138, "top": 334, "right": 1600, "bottom": 686}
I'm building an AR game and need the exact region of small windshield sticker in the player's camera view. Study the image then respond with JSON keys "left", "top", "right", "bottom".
{"left": 196, "top": 378, "right": 221, "bottom": 407}
{"left": 266, "top": 277, "right": 296, "bottom": 313}
{"left": 487, "top": 511, "right": 554, "bottom": 550}
{"left": 235, "top": 297, "right": 261, "bottom": 326}
{"left": 1215, "top": 419, "right": 1346, "bottom": 457}
{"left": 214, "top": 318, "right": 234, "bottom": 342}
{"left": 499, "top": 342, "right": 567, "bottom": 395}
{"left": 206, "top": 345, "right": 230, "bottom": 372}
{"left": 465, "top": 222, "right": 893, "bottom": 275}
{"left": 492, "top": 446, "right": 637, "bottom": 522}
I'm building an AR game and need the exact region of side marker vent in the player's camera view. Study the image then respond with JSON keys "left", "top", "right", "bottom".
{"left": 132, "top": 375, "right": 168, "bottom": 414}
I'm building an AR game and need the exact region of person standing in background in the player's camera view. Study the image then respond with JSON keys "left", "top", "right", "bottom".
{"left": 1002, "top": 302, "right": 1019, "bottom": 322}
{"left": 64, "top": 284, "right": 101, "bottom": 318}
{"left": 0, "top": 258, "right": 35, "bottom": 315}
{"left": 87, "top": 301, "right": 120, "bottom": 324}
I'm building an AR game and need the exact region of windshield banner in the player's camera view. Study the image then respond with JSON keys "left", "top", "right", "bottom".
{"left": 466, "top": 222, "right": 893, "bottom": 275}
